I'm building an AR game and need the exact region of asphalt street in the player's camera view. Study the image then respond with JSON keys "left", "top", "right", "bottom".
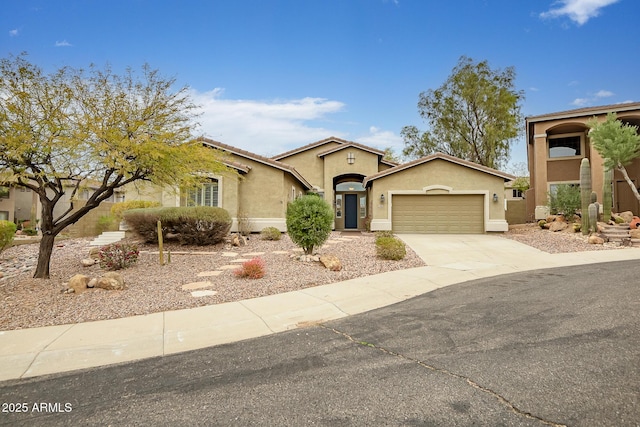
{"left": 1, "top": 261, "right": 638, "bottom": 426}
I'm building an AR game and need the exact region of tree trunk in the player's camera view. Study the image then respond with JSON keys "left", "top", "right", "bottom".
{"left": 617, "top": 163, "right": 640, "bottom": 203}
{"left": 33, "top": 233, "right": 57, "bottom": 279}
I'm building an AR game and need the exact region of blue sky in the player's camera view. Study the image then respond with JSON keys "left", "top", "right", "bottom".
{"left": 2, "top": 0, "right": 638, "bottom": 171}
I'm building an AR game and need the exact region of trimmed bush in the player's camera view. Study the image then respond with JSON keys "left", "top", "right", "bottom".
{"left": 547, "top": 184, "right": 581, "bottom": 220}
{"left": 99, "top": 243, "right": 139, "bottom": 270}
{"left": 286, "top": 195, "right": 333, "bottom": 255}
{"left": 374, "top": 230, "right": 395, "bottom": 243}
{"left": 260, "top": 226, "right": 281, "bottom": 240}
{"left": 110, "top": 200, "right": 161, "bottom": 221}
{"left": 0, "top": 220, "right": 17, "bottom": 255}
{"left": 234, "top": 257, "right": 266, "bottom": 279}
{"left": 375, "top": 236, "right": 406, "bottom": 260}
{"left": 123, "top": 206, "right": 231, "bottom": 245}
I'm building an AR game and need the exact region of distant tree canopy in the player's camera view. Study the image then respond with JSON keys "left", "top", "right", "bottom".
{"left": 588, "top": 112, "right": 640, "bottom": 202}
{"left": 0, "top": 53, "right": 228, "bottom": 278}
{"left": 402, "top": 56, "right": 524, "bottom": 170}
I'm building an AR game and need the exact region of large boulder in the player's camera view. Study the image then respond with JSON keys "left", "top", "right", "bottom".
{"left": 588, "top": 235, "right": 605, "bottom": 245}
{"left": 95, "top": 272, "right": 126, "bottom": 290}
{"left": 319, "top": 254, "right": 342, "bottom": 271}
{"left": 68, "top": 274, "right": 90, "bottom": 293}
{"left": 548, "top": 221, "right": 568, "bottom": 232}
{"left": 629, "top": 229, "right": 640, "bottom": 239}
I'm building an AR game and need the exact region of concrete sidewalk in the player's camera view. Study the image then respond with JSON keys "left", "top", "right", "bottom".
{"left": 1, "top": 234, "right": 638, "bottom": 382}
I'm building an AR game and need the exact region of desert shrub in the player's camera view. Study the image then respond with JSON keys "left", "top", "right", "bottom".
{"left": 21, "top": 227, "right": 38, "bottom": 236}
{"left": 111, "top": 200, "right": 161, "bottom": 221}
{"left": 123, "top": 206, "right": 231, "bottom": 245}
{"left": 374, "top": 230, "right": 395, "bottom": 243}
{"left": 237, "top": 210, "right": 252, "bottom": 236}
{"left": 538, "top": 220, "right": 547, "bottom": 228}
{"left": 234, "top": 257, "right": 266, "bottom": 279}
{"left": 0, "top": 220, "right": 17, "bottom": 255}
{"left": 96, "top": 215, "right": 118, "bottom": 234}
{"left": 286, "top": 195, "right": 333, "bottom": 254}
{"left": 99, "top": 243, "right": 139, "bottom": 270}
{"left": 260, "top": 226, "right": 281, "bottom": 240}
{"left": 375, "top": 236, "right": 406, "bottom": 260}
{"left": 547, "top": 184, "right": 581, "bottom": 220}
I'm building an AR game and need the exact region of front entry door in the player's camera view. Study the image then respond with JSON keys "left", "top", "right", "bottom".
{"left": 344, "top": 194, "right": 358, "bottom": 229}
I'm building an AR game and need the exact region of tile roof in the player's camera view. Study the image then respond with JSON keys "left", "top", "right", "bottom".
{"left": 363, "top": 152, "right": 515, "bottom": 187}
{"left": 316, "top": 141, "right": 385, "bottom": 157}
{"left": 270, "top": 136, "right": 350, "bottom": 160}
{"left": 199, "top": 138, "right": 312, "bottom": 190}
{"left": 526, "top": 101, "right": 640, "bottom": 123}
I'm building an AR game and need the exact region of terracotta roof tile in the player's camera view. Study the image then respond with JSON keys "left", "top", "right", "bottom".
{"left": 526, "top": 102, "right": 640, "bottom": 123}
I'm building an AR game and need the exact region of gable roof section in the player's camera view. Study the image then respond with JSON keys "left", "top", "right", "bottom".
{"left": 526, "top": 102, "right": 640, "bottom": 123}
{"left": 363, "top": 152, "right": 515, "bottom": 187}
{"left": 316, "top": 141, "right": 385, "bottom": 158}
{"left": 200, "top": 138, "right": 312, "bottom": 190}
{"left": 222, "top": 159, "right": 251, "bottom": 174}
{"left": 271, "top": 136, "right": 349, "bottom": 160}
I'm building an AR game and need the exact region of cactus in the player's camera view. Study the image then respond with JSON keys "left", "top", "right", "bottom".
{"left": 603, "top": 166, "right": 613, "bottom": 221}
{"left": 590, "top": 191, "right": 597, "bottom": 203}
{"left": 588, "top": 203, "right": 598, "bottom": 234}
{"left": 580, "top": 158, "right": 592, "bottom": 235}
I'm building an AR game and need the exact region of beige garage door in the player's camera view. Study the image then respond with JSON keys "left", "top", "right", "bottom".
{"left": 392, "top": 194, "right": 484, "bottom": 234}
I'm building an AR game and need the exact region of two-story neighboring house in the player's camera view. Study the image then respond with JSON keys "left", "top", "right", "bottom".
{"left": 526, "top": 102, "right": 640, "bottom": 220}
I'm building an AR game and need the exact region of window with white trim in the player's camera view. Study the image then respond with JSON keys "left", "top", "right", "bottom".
{"left": 186, "top": 180, "right": 220, "bottom": 207}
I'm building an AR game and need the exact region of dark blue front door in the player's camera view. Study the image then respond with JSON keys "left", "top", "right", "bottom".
{"left": 344, "top": 194, "right": 358, "bottom": 229}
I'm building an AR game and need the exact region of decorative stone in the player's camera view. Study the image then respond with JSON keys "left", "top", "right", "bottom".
{"left": 272, "top": 251, "right": 289, "bottom": 254}
{"left": 319, "top": 254, "right": 342, "bottom": 271}
{"left": 197, "top": 271, "right": 222, "bottom": 277}
{"left": 219, "top": 265, "right": 240, "bottom": 270}
{"left": 619, "top": 211, "right": 634, "bottom": 223}
{"left": 245, "top": 252, "right": 265, "bottom": 256}
{"left": 89, "top": 247, "right": 101, "bottom": 260}
{"left": 588, "top": 235, "right": 605, "bottom": 245}
{"left": 87, "top": 278, "right": 97, "bottom": 288}
{"left": 182, "top": 281, "right": 213, "bottom": 291}
{"left": 630, "top": 229, "right": 640, "bottom": 239}
{"left": 298, "top": 254, "right": 320, "bottom": 262}
{"left": 548, "top": 221, "right": 568, "bottom": 232}
{"left": 95, "top": 272, "right": 126, "bottom": 290}
{"left": 221, "top": 252, "right": 239, "bottom": 257}
{"left": 81, "top": 258, "right": 97, "bottom": 267}
{"left": 230, "top": 258, "right": 251, "bottom": 263}
{"left": 191, "top": 290, "right": 217, "bottom": 297}
{"left": 68, "top": 274, "right": 90, "bottom": 293}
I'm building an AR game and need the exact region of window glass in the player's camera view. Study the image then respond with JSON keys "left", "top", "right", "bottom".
{"left": 187, "top": 180, "right": 219, "bottom": 207}
{"left": 336, "top": 182, "right": 365, "bottom": 192}
{"left": 549, "top": 136, "right": 581, "bottom": 158}
{"left": 335, "top": 194, "right": 342, "bottom": 218}
{"left": 360, "top": 196, "right": 366, "bottom": 218}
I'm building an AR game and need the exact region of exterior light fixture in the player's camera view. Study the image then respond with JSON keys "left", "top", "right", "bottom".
{"left": 380, "top": 194, "right": 385, "bottom": 203}
{"left": 493, "top": 193, "right": 498, "bottom": 202}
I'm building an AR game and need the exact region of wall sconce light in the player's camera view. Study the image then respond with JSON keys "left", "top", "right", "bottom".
{"left": 380, "top": 194, "right": 385, "bottom": 203}
{"left": 347, "top": 152, "right": 355, "bottom": 164}
{"left": 493, "top": 193, "right": 498, "bottom": 202}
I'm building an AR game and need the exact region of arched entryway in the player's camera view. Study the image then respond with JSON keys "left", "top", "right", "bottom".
{"left": 333, "top": 174, "right": 367, "bottom": 230}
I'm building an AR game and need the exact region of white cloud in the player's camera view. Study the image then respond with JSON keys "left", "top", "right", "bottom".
{"left": 595, "top": 89, "right": 614, "bottom": 98}
{"left": 529, "top": 87, "right": 540, "bottom": 92}
{"left": 191, "top": 89, "right": 349, "bottom": 156}
{"left": 540, "top": 0, "right": 620, "bottom": 25}
{"left": 357, "top": 126, "right": 404, "bottom": 154}
{"left": 571, "top": 98, "right": 589, "bottom": 106}
{"left": 54, "top": 40, "right": 72, "bottom": 47}
{"left": 9, "top": 29, "right": 19, "bottom": 37}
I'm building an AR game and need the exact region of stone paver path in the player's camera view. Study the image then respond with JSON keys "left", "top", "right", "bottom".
{"left": 191, "top": 290, "right": 217, "bottom": 297}
{"left": 197, "top": 271, "right": 222, "bottom": 277}
{"left": 221, "top": 252, "right": 239, "bottom": 257}
{"left": 230, "top": 258, "right": 251, "bottom": 263}
{"left": 181, "top": 281, "right": 213, "bottom": 291}
{"left": 218, "top": 265, "right": 240, "bottom": 270}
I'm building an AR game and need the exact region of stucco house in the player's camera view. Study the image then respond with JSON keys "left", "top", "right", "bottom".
{"left": 125, "top": 136, "right": 514, "bottom": 234}
{"left": 526, "top": 102, "right": 640, "bottom": 220}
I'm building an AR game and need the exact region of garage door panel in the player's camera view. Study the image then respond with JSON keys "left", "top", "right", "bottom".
{"left": 392, "top": 195, "right": 484, "bottom": 234}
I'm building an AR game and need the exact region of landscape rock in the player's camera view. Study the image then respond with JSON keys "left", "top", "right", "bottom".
{"left": 619, "top": 211, "right": 634, "bottom": 223}
{"left": 319, "top": 254, "right": 342, "bottom": 271}
{"left": 89, "top": 247, "right": 101, "bottom": 260}
{"left": 548, "top": 221, "right": 568, "bottom": 232}
{"left": 68, "top": 274, "right": 90, "bottom": 293}
{"left": 95, "top": 272, "right": 126, "bottom": 290}
{"left": 629, "top": 229, "right": 640, "bottom": 239}
{"left": 87, "top": 278, "right": 97, "bottom": 288}
{"left": 588, "top": 235, "right": 605, "bottom": 245}
{"left": 231, "top": 233, "right": 248, "bottom": 247}
{"left": 81, "top": 258, "right": 97, "bottom": 267}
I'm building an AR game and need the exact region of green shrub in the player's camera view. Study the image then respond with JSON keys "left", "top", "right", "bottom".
{"left": 234, "top": 257, "right": 266, "bottom": 279}
{"left": 21, "top": 227, "right": 38, "bottom": 236}
{"left": 111, "top": 200, "right": 161, "bottom": 221}
{"left": 99, "top": 243, "right": 139, "bottom": 270}
{"left": 547, "top": 184, "right": 581, "bottom": 220}
{"left": 123, "top": 206, "right": 231, "bottom": 245}
{"left": 286, "top": 195, "right": 333, "bottom": 255}
{"left": 0, "top": 220, "right": 17, "bottom": 255}
{"left": 538, "top": 220, "right": 547, "bottom": 228}
{"left": 375, "top": 236, "right": 406, "bottom": 260}
{"left": 260, "top": 226, "right": 281, "bottom": 240}
{"left": 374, "top": 230, "right": 395, "bottom": 243}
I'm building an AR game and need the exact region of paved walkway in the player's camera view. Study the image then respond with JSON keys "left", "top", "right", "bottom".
{"left": 1, "top": 234, "right": 639, "bottom": 381}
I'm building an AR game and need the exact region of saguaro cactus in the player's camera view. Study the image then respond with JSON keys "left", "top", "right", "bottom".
{"left": 580, "top": 158, "right": 592, "bottom": 235}
{"left": 588, "top": 203, "right": 598, "bottom": 234}
{"left": 603, "top": 166, "right": 613, "bottom": 221}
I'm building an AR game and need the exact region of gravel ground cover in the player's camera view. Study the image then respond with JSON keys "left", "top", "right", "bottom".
{"left": 0, "top": 232, "right": 425, "bottom": 330}
{"left": 0, "top": 225, "right": 629, "bottom": 331}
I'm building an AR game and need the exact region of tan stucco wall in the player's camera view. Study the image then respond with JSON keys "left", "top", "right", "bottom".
{"left": 0, "top": 187, "right": 15, "bottom": 222}
{"left": 275, "top": 142, "right": 341, "bottom": 190}
{"left": 322, "top": 148, "right": 380, "bottom": 208}
{"left": 369, "top": 159, "right": 507, "bottom": 231}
